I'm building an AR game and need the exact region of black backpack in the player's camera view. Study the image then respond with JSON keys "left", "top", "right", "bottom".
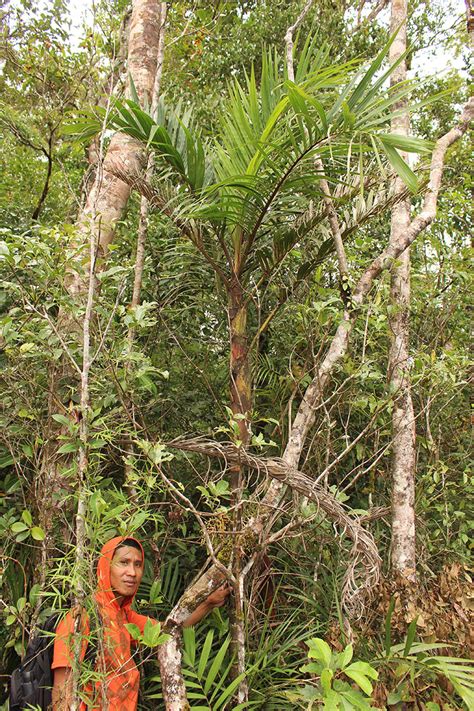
{"left": 8, "top": 611, "right": 97, "bottom": 711}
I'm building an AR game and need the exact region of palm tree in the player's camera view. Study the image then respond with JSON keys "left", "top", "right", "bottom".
{"left": 75, "top": 32, "right": 432, "bottom": 707}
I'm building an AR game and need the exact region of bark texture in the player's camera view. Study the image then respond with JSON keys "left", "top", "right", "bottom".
{"left": 227, "top": 276, "right": 250, "bottom": 703}
{"left": 388, "top": 0, "right": 417, "bottom": 580}
{"left": 69, "top": 0, "right": 163, "bottom": 296}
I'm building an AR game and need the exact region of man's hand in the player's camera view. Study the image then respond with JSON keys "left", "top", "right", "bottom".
{"left": 183, "top": 583, "right": 232, "bottom": 627}
{"left": 205, "top": 583, "right": 231, "bottom": 609}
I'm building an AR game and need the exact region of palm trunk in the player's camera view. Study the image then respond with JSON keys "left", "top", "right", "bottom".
{"left": 227, "top": 275, "right": 250, "bottom": 703}
{"left": 388, "top": 0, "right": 416, "bottom": 581}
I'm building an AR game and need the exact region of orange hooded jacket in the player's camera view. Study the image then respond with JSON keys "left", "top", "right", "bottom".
{"left": 52, "top": 536, "right": 154, "bottom": 711}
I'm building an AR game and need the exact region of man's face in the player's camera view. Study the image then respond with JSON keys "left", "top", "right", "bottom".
{"left": 110, "top": 545, "right": 144, "bottom": 600}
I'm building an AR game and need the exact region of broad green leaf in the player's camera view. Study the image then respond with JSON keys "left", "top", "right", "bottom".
{"left": 300, "top": 662, "right": 324, "bottom": 674}
{"left": 336, "top": 643, "right": 353, "bottom": 669}
{"left": 345, "top": 661, "right": 378, "bottom": 680}
{"left": 16, "top": 597, "right": 26, "bottom": 612}
{"left": 341, "top": 689, "right": 374, "bottom": 710}
{"left": 57, "top": 442, "right": 80, "bottom": 454}
{"left": 125, "top": 623, "right": 142, "bottom": 641}
{"left": 21, "top": 510, "right": 32, "bottom": 526}
{"left": 322, "top": 688, "right": 342, "bottom": 709}
{"left": 29, "top": 584, "right": 41, "bottom": 606}
{"left": 321, "top": 667, "right": 334, "bottom": 695}
{"left": 307, "top": 637, "right": 332, "bottom": 666}
{"left": 52, "top": 413, "right": 72, "bottom": 427}
{"left": 31, "top": 527, "right": 46, "bottom": 541}
{"left": 344, "top": 669, "right": 373, "bottom": 696}
{"left": 11, "top": 521, "right": 29, "bottom": 533}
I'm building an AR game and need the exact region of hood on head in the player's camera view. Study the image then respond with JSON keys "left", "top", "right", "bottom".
{"left": 96, "top": 535, "right": 144, "bottom": 611}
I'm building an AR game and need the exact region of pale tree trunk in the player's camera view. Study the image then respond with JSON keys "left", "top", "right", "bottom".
{"left": 35, "top": 0, "right": 167, "bottom": 613}
{"left": 70, "top": 170, "right": 98, "bottom": 711}
{"left": 388, "top": 0, "right": 416, "bottom": 581}
{"left": 125, "top": 2, "right": 167, "bottom": 495}
{"left": 69, "top": 0, "right": 164, "bottom": 295}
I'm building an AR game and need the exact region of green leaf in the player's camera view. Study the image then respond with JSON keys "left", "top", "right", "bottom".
{"left": 0, "top": 240, "right": 10, "bottom": 256}
{"left": 21, "top": 444, "right": 33, "bottom": 457}
{"left": 21, "top": 510, "right": 32, "bottom": 526}
{"left": 128, "top": 74, "right": 140, "bottom": 105}
{"left": 52, "top": 413, "right": 72, "bottom": 427}
{"left": 11, "top": 521, "right": 29, "bottom": 533}
{"left": 345, "top": 661, "right": 378, "bottom": 680}
{"left": 377, "top": 133, "right": 433, "bottom": 153}
{"left": 125, "top": 623, "right": 142, "bottom": 641}
{"left": 0, "top": 452, "right": 14, "bottom": 468}
{"left": 57, "top": 442, "right": 80, "bottom": 454}
{"left": 322, "top": 688, "right": 342, "bottom": 709}
{"left": 403, "top": 617, "right": 418, "bottom": 656}
{"left": 213, "top": 672, "right": 247, "bottom": 710}
{"left": 204, "top": 635, "right": 230, "bottom": 694}
{"left": 307, "top": 638, "right": 332, "bottom": 666}
{"left": 342, "top": 100, "right": 356, "bottom": 130}
{"left": 340, "top": 689, "right": 374, "bottom": 710}
{"left": 183, "top": 626, "right": 196, "bottom": 667}
{"left": 344, "top": 669, "right": 373, "bottom": 696}
{"left": 336, "top": 643, "right": 353, "bottom": 669}
{"left": 300, "top": 661, "right": 324, "bottom": 674}
{"left": 31, "top": 526, "right": 46, "bottom": 541}
{"left": 321, "top": 667, "right": 334, "bottom": 695}
{"left": 197, "top": 629, "right": 214, "bottom": 679}
{"left": 379, "top": 138, "right": 418, "bottom": 193}
{"left": 89, "top": 439, "right": 107, "bottom": 449}
{"left": 129, "top": 511, "right": 148, "bottom": 531}
{"left": 142, "top": 619, "right": 171, "bottom": 647}
{"left": 16, "top": 597, "right": 26, "bottom": 612}
{"left": 29, "top": 584, "right": 41, "bottom": 606}
{"left": 15, "top": 530, "right": 30, "bottom": 542}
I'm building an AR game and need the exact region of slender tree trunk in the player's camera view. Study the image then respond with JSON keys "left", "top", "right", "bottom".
{"left": 388, "top": 0, "right": 417, "bottom": 581}
{"left": 31, "top": 132, "right": 53, "bottom": 221}
{"left": 227, "top": 275, "right": 251, "bottom": 703}
{"left": 70, "top": 183, "right": 97, "bottom": 711}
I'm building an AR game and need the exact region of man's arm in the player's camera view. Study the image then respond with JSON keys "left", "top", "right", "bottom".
{"left": 52, "top": 667, "right": 73, "bottom": 710}
{"left": 183, "top": 584, "right": 231, "bottom": 627}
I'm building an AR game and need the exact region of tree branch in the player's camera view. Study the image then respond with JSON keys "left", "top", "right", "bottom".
{"left": 168, "top": 436, "right": 381, "bottom": 618}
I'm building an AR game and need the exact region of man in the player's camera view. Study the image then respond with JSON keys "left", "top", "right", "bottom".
{"left": 52, "top": 536, "right": 229, "bottom": 710}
